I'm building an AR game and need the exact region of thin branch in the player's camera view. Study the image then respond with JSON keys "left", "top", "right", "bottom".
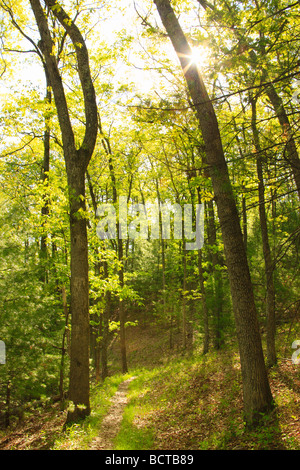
{"left": 126, "top": 70, "right": 300, "bottom": 112}
{"left": 0, "top": 136, "right": 37, "bottom": 159}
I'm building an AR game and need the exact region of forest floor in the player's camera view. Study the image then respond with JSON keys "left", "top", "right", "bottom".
{"left": 0, "top": 323, "right": 299, "bottom": 450}
{"left": 89, "top": 376, "right": 136, "bottom": 450}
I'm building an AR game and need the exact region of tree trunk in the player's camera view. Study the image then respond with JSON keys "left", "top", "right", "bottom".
{"left": 59, "top": 285, "right": 69, "bottom": 406}
{"left": 5, "top": 380, "right": 11, "bottom": 428}
{"left": 98, "top": 117, "right": 128, "bottom": 374}
{"left": 102, "top": 260, "right": 110, "bottom": 380}
{"left": 40, "top": 73, "right": 51, "bottom": 282}
{"left": 118, "top": 238, "right": 128, "bottom": 374}
{"left": 182, "top": 241, "right": 187, "bottom": 350}
{"left": 154, "top": 0, "right": 273, "bottom": 426}
{"left": 251, "top": 96, "right": 277, "bottom": 367}
{"left": 242, "top": 190, "right": 248, "bottom": 250}
{"left": 197, "top": 191, "right": 209, "bottom": 354}
{"left": 207, "top": 199, "right": 224, "bottom": 349}
{"left": 156, "top": 181, "right": 167, "bottom": 322}
{"left": 87, "top": 171, "right": 110, "bottom": 380}
{"left": 68, "top": 168, "right": 91, "bottom": 418}
{"left": 30, "top": 0, "right": 98, "bottom": 423}
{"left": 198, "top": 249, "right": 209, "bottom": 354}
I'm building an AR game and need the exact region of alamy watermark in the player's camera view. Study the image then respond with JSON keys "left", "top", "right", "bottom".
{"left": 292, "top": 79, "right": 300, "bottom": 105}
{"left": 0, "top": 341, "right": 5, "bottom": 364}
{"left": 292, "top": 340, "right": 300, "bottom": 365}
{"left": 96, "top": 197, "right": 204, "bottom": 251}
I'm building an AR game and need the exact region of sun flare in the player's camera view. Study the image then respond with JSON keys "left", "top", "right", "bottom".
{"left": 189, "top": 46, "right": 209, "bottom": 69}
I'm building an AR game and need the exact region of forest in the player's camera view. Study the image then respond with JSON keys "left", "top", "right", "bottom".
{"left": 0, "top": 0, "right": 299, "bottom": 452}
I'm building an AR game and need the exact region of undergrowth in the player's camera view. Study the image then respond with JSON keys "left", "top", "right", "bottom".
{"left": 112, "top": 341, "right": 300, "bottom": 450}
{"left": 1, "top": 323, "right": 299, "bottom": 450}
{"left": 52, "top": 373, "right": 132, "bottom": 450}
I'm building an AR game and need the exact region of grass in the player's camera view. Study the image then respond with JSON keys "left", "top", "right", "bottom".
{"left": 110, "top": 338, "right": 300, "bottom": 450}
{"left": 52, "top": 372, "right": 132, "bottom": 450}
{"left": 113, "top": 369, "right": 158, "bottom": 450}
{"left": 1, "top": 322, "right": 300, "bottom": 450}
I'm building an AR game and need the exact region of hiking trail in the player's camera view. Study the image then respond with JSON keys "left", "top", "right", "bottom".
{"left": 90, "top": 376, "right": 136, "bottom": 450}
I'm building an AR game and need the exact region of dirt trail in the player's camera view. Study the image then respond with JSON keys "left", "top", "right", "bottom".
{"left": 90, "top": 376, "right": 136, "bottom": 450}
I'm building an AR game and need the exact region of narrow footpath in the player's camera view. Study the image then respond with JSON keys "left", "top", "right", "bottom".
{"left": 90, "top": 376, "right": 136, "bottom": 450}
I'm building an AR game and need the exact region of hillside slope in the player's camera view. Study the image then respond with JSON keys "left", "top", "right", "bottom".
{"left": 0, "top": 322, "right": 300, "bottom": 450}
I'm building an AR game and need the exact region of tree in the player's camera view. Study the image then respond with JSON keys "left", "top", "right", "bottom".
{"left": 250, "top": 94, "right": 277, "bottom": 367}
{"left": 29, "top": 0, "right": 98, "bottom": 422}
{"left": 153, "top": 0, "right": 274, "bottom": 426}
{"left": 199, "top": 0, "right": 300, "bottom": 203}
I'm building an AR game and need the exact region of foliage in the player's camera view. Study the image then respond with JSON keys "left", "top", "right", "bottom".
{"left": 0, "top": 0, "right": 299, "bottom": 446}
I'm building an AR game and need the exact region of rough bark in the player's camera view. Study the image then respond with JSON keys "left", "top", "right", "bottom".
{"left": 59, "top": 285, "right": 70, "bottom": 405}
{"left": 29, "top": 0, "right": 98, "bottom": 422}
{"left": 251, "top": 96, "right": 277, "bottom": 367}
{"left": 154, "top": 0, "right": 274, "bottom": 426}
{"left": 98, "top": 117, "right": 128, "bottom": 374}
{"left": 197, "top": 191, "right": 209, "bottom": 354}
{"left": 198, "top": 249, "right": 209, "bottom": 354}
{"left": 118, "top": 238, "right": 128, "bottom": 374}
{"left": 206, "top": 199, "right": 224, "bottom": 349}
{"left": 87, "top": 171, "right": 110, "bottom": 380}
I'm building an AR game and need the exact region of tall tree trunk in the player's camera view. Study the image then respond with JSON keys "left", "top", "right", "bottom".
{"left": 40, "top": 73, "right": 51, "bottom": 282}
{"left": 102, "top": 269, "right": 110, "bottom": 380}
{"left": 207, "top": 199, "right": 224, "bottom": 349}
{"left": 5, "top": 380, "right": 11, "bottom": 429}
{"left": 251, "top": 96, "right": 277, "bottom": 367}
{"left": 59, "top": 285, "right": 69, "bottom": 406}
{"left": 154, "top": 0, "right": 273, "bottom": 426}
{"left": 182, "top": 241, "right": 187, "bottom": 350}
{"left": 242, "top": 190, "right": 248, "bottom": 250}
{"left": 98, "top": 117, "right": 128, "bottom": 374}
{"left": 154, "top": 176, "right": 168, "bottom": 338}
{"left": 30, "top": 0, "right": 98, "bottom": 422}
{"left": 87, "top": 171, "right": 110, "bottom": 380}
{"left": 197, "top": 190, "right": 209, "bottom": 354}
{"left": 68, "top": 168, "right": 91, "bottom": 417}
{"left": 94, "top": 311, "right": 102, "bottom": 383}
{"left": 198, "top": 249, "right": 209, "bottom": 354}
{"left": 118, "top": 237, "right": 128, "bottom": 373}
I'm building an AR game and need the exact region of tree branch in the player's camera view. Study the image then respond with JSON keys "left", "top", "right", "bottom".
{"left": 44, "top": 0, "right": 98, "bottom": 162}
{"left": 29, "top": 0, "right": 76, "bottom": 163}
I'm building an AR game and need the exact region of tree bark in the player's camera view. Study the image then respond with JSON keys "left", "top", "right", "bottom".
{"left": 182, "top": 240, "right": 187, "bottom": 350}
{"left": 40, "top": 70, "right": 51, "bottom": 282}
{"left": 154, "top": 0, "right": 273, "bottom": 426}
{"left": 118, "top": 238, "right": 128, "bottom": 374}
{"left": 206, "top": 199, "right": 224, "bottom": 349}
{"left": 29, "top": 0, "right": 98, "bottom": 422}
{"left": 198, "top": 248, "right": 209, "bottom": 354}
{"left": 197, "top": 191, "right": 209, "bottom": 354}
{"left": 102, "top": 272, "right": 110, "bottom": 380}
{"left": 68, "top": 168, "right": 91, "bottom": 418}
{"left": 5, "top": 380, "right": 11, "bottom": 428}
{"left": 98, "top": 117, "right": 128, "bottom": 374}
{"left": 251, "top": 96, "right": 277, "bottom": 368}
{"left": 59, "top": 285, "right": 69, "bottom": 406}
{"left": 87, "top": 171, "right": 110, "bottom": 380}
